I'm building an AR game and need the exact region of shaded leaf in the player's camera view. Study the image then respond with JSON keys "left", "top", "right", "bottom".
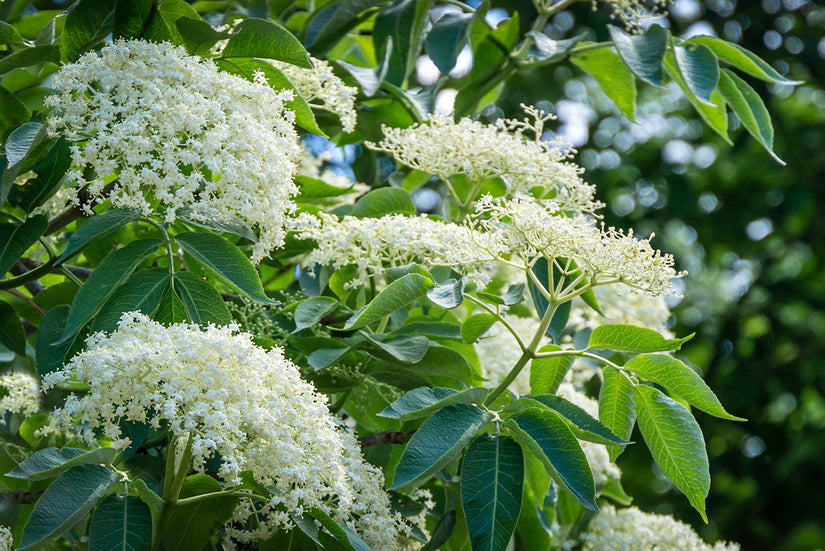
{"left": 608, "top": 24, "right": 667, "bottom": 86}
{"left": 174, "top": 271, "right": 232, "bottom": 326}
{"left": 89, "top": 494, "right": 152, "bottom": 551}
{"left": 379, "top": 386, "right": 491, "bottom": 421}
{"left": 672, "top": 42, "right": 720, "bottom": 105}
{"left": 598, "top": 366, "right": 636, "bottom": 462}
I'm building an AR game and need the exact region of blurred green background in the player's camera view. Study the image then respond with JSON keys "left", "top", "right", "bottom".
{"left": 494, "top": 1, "right": 825, "bottom": 549}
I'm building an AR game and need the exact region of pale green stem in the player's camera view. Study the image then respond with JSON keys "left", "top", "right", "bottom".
{"left": 464, "top": 293, "right": 527, "bottom": 352}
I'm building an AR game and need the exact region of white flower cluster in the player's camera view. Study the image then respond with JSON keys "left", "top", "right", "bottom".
{"left": 473, "top": 195, "right": 684, "bottom": 296}
{"left": 0, "top": 526, "right": 12, "bottom": 551}
{"left": 0, "top": 370, "right": 40, "bottom": 424}
{"left": 287, "top": 211, "right": 507, "bottom": 288}
{"left": 46, "top": 40, "right": 302, "bottom": 262}
{"left": 368, "top": 106, "right": 601, "bottom": 214}
{"left": 43, "top": 313, "right": 411, "bottom": 548}
{"left": 272, "top": 56, "right": 358, "bottom": 132}
{"left": 593, "top": 0, "right": 671, "bottom": 33}
{"left": 569, "top": 282, "right": 674, "bottom": 337}
{"left": 582, "top": 505, "right": 741, "bottom": 550}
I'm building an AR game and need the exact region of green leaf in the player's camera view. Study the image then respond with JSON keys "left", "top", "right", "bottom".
{"left": 9, "top": 447, "right": 118, "bottom": 481}
{"left": 529, "top": 344, "right": 574, "bottom": 395}
{"left": 35, "top": 305, "right": 72, "bottom": 375}
{"left": 59, "top": 0, "right": 116, "bottom": 61}
{"left": 337, "top": 40, "right": 393, "bottom": 97}
{"left": 112, "top": 0, "right": 153, "bottom": 40}
{"left": 390, "top": 403, "right": 490, "bottom": 489}
{"left": 365, "top": 333, "right": 430, "bottom": 363}
{"left": 505, "top": 408, "right": 597, "bottom": 512}
{"left": 91, "top": 268, "right": 169, "bottom": 333}
{"left": 664, "top": 50, "right": 730, "bottom": 143}
{"left": 600, "top": 477, "right": 633, "bottom": 506}
{"left": 519, "top": 394, "right": 629, "bottom": 446}
{"left": 0, "top": 300, "right": 25, "bottom": 356}
{"left": 153, "top": 285, "right": 188, "bottom": 325}
{"left": 20, "top": 464, "right": 120, "bottom": 549}
{"left": 634, "top": 385, "right": 709, "bottom": 522}
{"left": 293, "top": 296, "right": 339, "bottom": 333}
{"left": 421, "top": 509, "right": 456, "bottom": 551}
{"left": 0, "top": 215, "right": 47, "bottom": 277}
{"left": 462, "top": 313, "right": 497, "bottom": 344}
{"left": 349, "top": 187, "right": 416, "bottom": 217}
{"left": 89, "top": 494, "right": 152, "bottom": 551}
{"left": 220, "top": 18, "right": 310, "bottom": 67}
{"left": 425, "top": 12, "right": 474, "bottom": 74}
{"left": 175, "top": 232, "right": 271, "bottom": 304}
{"left": 307, "top": 346, "right": 351, "bottom": 370}
{"left": 309, "top": 507, "right": 370, "bottom": 551}
{"left": 547, "top": 300, "right": 571, "bottom": 344}
{"left": 427, "top": 278, "right": 464, "bottom": 309}
{"left": 0, "top": 44, "right": 60, "bottom": 74}
{"left": 598, "top": 366, "right": 636, "bottom": 462}
{"left": 163, "top": 475, "right": 240, "bottom": 551}
{"left": 1, "top": 122, "right": 51, "bottom": 205}
{"left": 56, "top": 209, "right": 141, "bottom": 264}
{"left": 671, "top": 42, "right": 720, "bottom": 105}
{"left": 395, "top": 321, "right": 462, "bottom": 339}
{"left": 58, "top": 239, "right": 162, "bottom": 343}
{"left": 0, "top": 21, "right": 24, "bottom": 45}
{"left": 373, "top": 0, "right": 429, "bottom": 85}
{"left": 718, "top": 68, "right": 782, "bottom": 164}
{"left": 572, "top": 47, "right": 636, "bottom": 120}
{"left": 305, "top": 0, "right": 388, "bottom": 55}
{"left": 0, "top": 85, "right": 29, "bottom": 141}
{"left": 687, "top": 36, "right": 802, "bottom": 85}
{"left": 461, "top": 434, "right": 524, "bottom": 551}
{"left": 502, "top": 284, "right": 525, "bottom": 306}
{"left": 379, "top": 386, "right": 491, "bottom": 421}
{"left": 588, "top": 324, "right": 692, "bottom": 353}
{"left": 7, "top": 139, "right": 71, "bottom": 213}
{"left": 344, "top": 273, "right": 433, "bottom": 330}
{"left": 175, "top": 17, "right": 230, "bottom": 55}
{"left": 174, "top": 271, "right": 232, "bottom": 326}
{"left": 608, "top": 24, "right": 667, "bottom": 86}
{"left": 625, "top": 354, "right": 745, "bottom": 421}
{"left": 144, "top": 0, "right": 201, "bottom": 44}
{"left": 526, "top": 31, "right": 587, "bottom": 64}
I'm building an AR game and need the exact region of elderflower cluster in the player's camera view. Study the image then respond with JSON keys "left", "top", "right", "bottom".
{"left": 569, "top": 282, "right": 674, "bottom": 337}
{"left": 0, "top": 526, "right": 12, "bottom": 551}
{"left": 43, "top": 313, "right": 412, "bottom": 548}
{"left": 368, "top": 106, "right": 601, "bottom": 214}
{"left": 473, "top": 195, "right": 684, "bottom": 296}
{"left": 593, "top": 0, "right": 671, "bottom": 33}
{"left": 0, "top": 370, "right": 40, "bottom": 424}
{"left": 287, "top": 211, "right": 507, "bottom": 288}
{"left": 46, "top": 40, "right": 302, "bottom": 262}
{"left": 272, "top": 56, "right": 358, "bottom": 132}
{"left": 582, "top": 505, "right": 741, "bottom": 550}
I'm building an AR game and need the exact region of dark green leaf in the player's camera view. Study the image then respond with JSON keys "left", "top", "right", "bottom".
{"left": 0, "top": 21, "right": 24, "bottom": 45}
{"left": 56, "top": 209, "right": 141, "bottom": 264}
{"left": 174, "top": 271, "right": 232, "bottom": 326}
{"left": 153, "top": 285, "right": 187, "bottom": 325}
{"left": 91, "top": 268, "right": 169, "bottom": 333}
{"left": 220, "top": 18, "right": 310, "bottom": 67}
{"left": 395, "top": 321, "right": 462, "bottom": 339}
{"left": 0, "top": 300, "right": 25, "bottom": 356}
{"left": 664, "top": 50, "right": 730, "bottom": 143}
{"left": 89, "top": 494, "right": 152, "bottom": 551}
{"left": 365, "top": 333, "right": 430, "bottom": 363}
{"left": 608, "top": 24, "right": 667, "bottom": 86}
{"left": 588, "top": 324, "right": 692, "bottom": 353}
{"left": 672, "top": 42, "right": 720, "bottom": 105}
{"left": 427, "top": 278, "right": 464, "bottom": 309}
{"left": 502, "top": 284, "right": 525, "bottom": 306}
{"left": 0, "top": 85, "right": 29, "bottom": 141}
{"left": 0, "top": 215, "right": 47, "bottom": 277}
{"left": 59, "top": 239, "right": 162, "bottom": 343}
{"left": 505, "top": 408, "right": 597, "bottom": 512}
{"left": 309, "top": 507, "right": 370, "bottom": 551}
{"left": 175, "top": 232, "right": 271, "bottom": 304}
{"left": 379, "top": 386, "right": 490, "bottom": 421}
{"left": 518, "top": 394, "right": 629, "bottom": 445}
{"left": 390, "top": 403, "right": 490, "bottom": 489}
{"left": 572, "top": 47, "right": 637, "bottom": 120}
{"left": 113, "top": 0, "right": 153, "bottom": 40}
{"left": 35, "top": 305, "right": 71, "bottom": 375}
{"left": 176, "top": 17, "right": 230, "bottom": 55}
{"left": 547, "top": 301, "right": 571, "bottom": 343}
{"left": 529, "top": 258, "right": 550, "bottom": 317}
{"left": 625, "top": 354, "right": 745, "bottom": 421}
{"left": 0, "top": 44, "right": 60, "bottom": 74}
{"left": 462, "top": 313, "right": 497, "bottom": 344}
{"left": 349, "top": 187, "right": 416, "bottom": 217}
{"left": 307, "top": 346, "right": 351, "bottom": 370}
{"left": 163, "top": 475, "right": 240, "bottom": 551}
{"left": 426, "top": 12, "right": 474, "bottom": 74}
{"left": 20, "top": 464, "right": 120, "bottom": 549}
{"left": 1, "top": 122, "right": 51, "bottom": 205}
{"left": 718, "top": 68, "right": 782, "bottom": 164}
{"left": 144, "top": 0, "right": 201, "bottom": 44}
{"left": 687, "top": 36, "right": 802, "bottom": 85}
{"left": 7, "top": 139, "right": 71, "bottom": 213}
{"left": 293, "top": 296, "right": 339, "bottom": 333}
{"left": 529, "top": 344, "right": 574, "bottom": 395}
{"left": 421, "top": 509, "right": 456, "bottom": 551}
{"left": 373, "top": 0, "right": 429, "bottom": 85}
{"left": 527, "top": 30, "right": 587, "bottom": 64}
{"left": 344, "top": 273, "right": 433, "bottom": 330}
{"left": 305, "top": 0, "right": 389, "bottom": 55}
{"left": 461, "top": 434, "right": 524, "bottom": 551}
{"left": 337, "top": 40, "right": 393, "bottom": 97}
{"left": 59, "top": 0, "right": 116, "bottom": 61}
{"left": 8, "top": 447, "right": 118, "bottom": 481}
{"left": 598, "top": 366, "right": 636, "bottom": 462}
{"left": 634, "top": 385, "right": 709, "bottom": 522}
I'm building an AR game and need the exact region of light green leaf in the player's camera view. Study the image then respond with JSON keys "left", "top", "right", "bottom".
{"left": 634, "top": 385, "right": 710, "bottom": 522}
{"left": 174, "top": 232, "right": 270, "bottom": 304}
{"left": 349, "top": 187, "right": 417, "bottom": 217}
{"left": 425, "top": 11, "right": 474, "bottom": 74}
{"left": 529, "top": 344, "right": 575, "bottom": 395}
{"left": 56, "top": 209, "right": 141, "bottom": 264}
{"left": 91, "top": 268, "right": 169, "bottom": 333}
{"left": 517, "top": 394, "right": 630, "bottom": 445}
{"left": 0, "top": 44, "right": 60, "bottom": 74}
{"left": 718, "top": 68, "right": 782, "bottom": 164}
{"left": 0, "top": 300, "right": 25, "bottom": 356}
{"left": 664, "top": 49, "right": 730, "bottom": 143}
{"left": 174, "top": 271, "right": 232, "bottom": 326}
{"left": 572, "top": 47, "right": 636, "bottom": 120}
{"left": 8, "top": 447, "right": 118, "bottom": 481}
{"left": 461, "top": 434, "right": 524, "bottom": 551}
{"left": 608, "top": 24, "right": 667, "bottom": 86}
{"left": 220, "top": 17, "right": 310, "bottom": 67}
{"left": 58, "top": 239, "right": 162, "bottom": 343}
{"left": 588, "top": 324, "right": 692, "bottom": 353}
{"left": 293, "top": 296, "right": 339, "bottom": 333}
{"left": 390, "top": 403, "right": 490, "bottom": 489}
{"left": 365, "top": 333, "right": 430, "bottom": 364}
{"left": 379, "top": 386, "right": 491, "bottom": 421}
{"left": 599, "top": 366, "right": 637, "bottom": 462}
{"left": 0, "top": 216, "right": 47, "bottom": 277}
{"left": 688, "top": 36, "right": 802, "bottom": 85}
{"left": 89, "top": 494, "right": 153, "bottom": 551}
{"left": 427, "top": 278, "right": 464, "bottom": 309}
{"left": 462, "top": 313, "right": 497, "bottom": 344}
{"left": 625, "top": 354, "right": 745, "bottom": 421}
{"left": 1, "top": 122, "right": 51, "bottom": 205}
{"left": 20, "top": 464, "right": 120, "bottom": 549}
{"left": 344, "top": 273, "right": 433, "bottom": 330}
{"left": 505, "top": 408, "right": 597, "bottom": 512}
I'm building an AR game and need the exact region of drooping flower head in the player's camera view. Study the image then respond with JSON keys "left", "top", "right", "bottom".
{"left": 43, "top": 313, "right": 412, "bottom": 548}
{"left": 0, "top": 369, "right": 40, "bottom": 424}
{"left": 46, "top": 40, "right": 302, "bottom": 262}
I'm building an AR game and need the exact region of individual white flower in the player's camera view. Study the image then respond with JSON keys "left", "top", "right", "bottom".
{"left": 367, "top": 105, "right": 601, "bottom": 214}
{"left": 472, "top": 195, "right": 684, "bottom": 296}
{"left": 287, "top": 211, "right": 507, "bottom": 288}
{"left": 569, "top": 282, "right": 674, "bottom": 337}
{"left": 582, "top": 505, "right": 741, "bottom": 550}
{"left": 0, "top": 370, "right": 40, "bottom": 424}
{"left": 272, "top": 56, "right": 358, "bottom": 132}
{"left": 0, "top": 526, "right": 13, "bottom": 551}
{"left": 46, "top": 40, "right": 302, "bottom": 262}
{"left": 43, "top": 312, "right": 411, "bottom": 548}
